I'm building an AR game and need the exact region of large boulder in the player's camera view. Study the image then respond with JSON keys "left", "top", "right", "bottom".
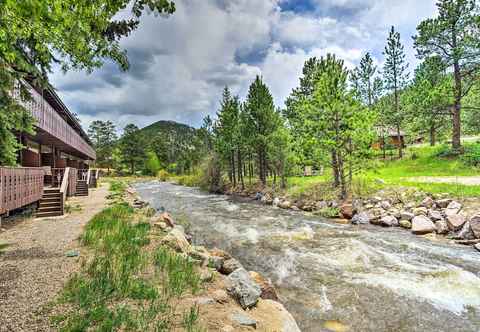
{"left": 474, "top": 243, "right": 480, "bottom": 252}
{"left": 161, "top": 227, "right": 191, "bottom": 253}
{"left": 226, "top": 268, "right": 261, "bottom": 309}
{"left": 380, "top": 215, "right": 399, "bottom": 227}
{"left": 445, "top": 201, "right": 462, "bottom": 216}
{"left": 231, "top": 312, "right": 257, "bottom": 328}
{"left": 249, "top": 271, "right": 278, "bottom": 301}
{"left": 351, "top": 212, "right": 371, "bottom": 225}
{"left": 257, "top": 300, "right": 301, "bottom": 332}
{"left": 155, "top": 212, "right": 175, "bottom": 228}
{"left": 428, "top": 210, "right": 443, "bottom": 221}
{"left": 411, "top": 216, "right": 436, "bottom": 235}
{"left": 221, "top": 258, "right": 243, "bottom": 275}
{"left": 447, "top": 214, "right": 467, "bottom": 231}
{"left": 470, "top": 214, "right": 480, "bottom": 238}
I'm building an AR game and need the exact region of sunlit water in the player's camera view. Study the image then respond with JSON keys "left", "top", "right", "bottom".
{"left": 135, "top": 181, "right": 480, "bottom": 332}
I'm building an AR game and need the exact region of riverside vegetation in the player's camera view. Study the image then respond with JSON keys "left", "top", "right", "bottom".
{"left": 49, "top": 180, "right": 300, "bottom": 331}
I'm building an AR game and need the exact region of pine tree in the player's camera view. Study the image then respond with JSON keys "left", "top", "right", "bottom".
{"left": 354, "top": 53, "right": 378, "bottom": 107}
{"left": 88, "top": 120, "right": 117, "bottom": 171}
{"left": 119, "top": 124, "right": 146, "bottom": 174}
{"left": 243, "top": 76, "right": 278, "bottom": 186}
{"left": 383, "top": 26, "right": 409, "bottom": 158}
{"left": 414, "top": 0, "right": 480, "bottom": 152}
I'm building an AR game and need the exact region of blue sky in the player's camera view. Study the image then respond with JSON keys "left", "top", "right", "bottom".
{"left": 50, "top": 0, "right": 438, "bottom": 131}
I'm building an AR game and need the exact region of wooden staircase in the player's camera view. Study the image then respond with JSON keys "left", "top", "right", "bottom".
{"left": 36, "top": 188, "right": 63, "bottom": 218}
{"left": 76, "top": 180, "right": 89, "bottom": 196}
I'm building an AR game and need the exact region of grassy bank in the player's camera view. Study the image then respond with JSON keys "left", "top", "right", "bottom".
{"left": 51, "top": 181, "right": 204, "bottom": 331}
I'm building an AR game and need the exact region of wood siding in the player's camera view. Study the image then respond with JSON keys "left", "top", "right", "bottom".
{"left": 0, "top": 167, "right": 44, "bottom": 215}
{"left": 13, "top": 84, "right": 96, "bottom": 160}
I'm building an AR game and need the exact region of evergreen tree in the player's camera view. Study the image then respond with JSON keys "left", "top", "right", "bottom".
{"left": 119, "top": 124, "right": 146, "bottom": 174}
{"left": 354, "top": 53, "right": 378, "bottom": 107}
{"left": 243, "top": 76, "right": 279, "bottom": 186}
{"left": 300, "top": 54, "right": 375, "bottom": 199}
{"left": 414, "top": 0, "right": 480, "bottom": 152}
{"left": 88, "top": 120, "right": 117, "bottom": 171}
{"left": 383, "top": 26, "right": 409, "bottom": 158}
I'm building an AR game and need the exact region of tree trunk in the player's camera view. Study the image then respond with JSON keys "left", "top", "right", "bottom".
{"left": 237, "top": 149, "right": 244, "bottom": 190}
{"left": 337, "top": 153, "right": 347, "bottom": 200}
{"left": 231, "top": 150, "right": 236, "bottom": 187}
{"left": 430, "top": 123, "right": 436, "bottom": 146}
{"left": 396, "top": 125, "right": 403, "bottom": 159}
{"left": 331, "top": 150, "right": 340, "bottom": 188}
{"left": 452, "top": 61, "right": 462, "bottom": 151}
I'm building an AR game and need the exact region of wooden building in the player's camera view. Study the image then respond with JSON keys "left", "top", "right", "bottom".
{"left": 372, "top": 127, "right": 406, "bottom": 150}
{"left": 0, "top": 82, "right": 97, "bottom": 219}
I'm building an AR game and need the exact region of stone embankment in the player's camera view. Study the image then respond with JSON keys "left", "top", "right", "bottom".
{"left": 129, "top": 188, "right": 301, "bottom": 332}
{"left": 252, "top": 189, "right": 480, "bottom": 253}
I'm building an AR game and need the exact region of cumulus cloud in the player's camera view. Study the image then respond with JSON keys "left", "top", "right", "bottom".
{"left": 50, "top": 0, "right": 439, "bottom": 132}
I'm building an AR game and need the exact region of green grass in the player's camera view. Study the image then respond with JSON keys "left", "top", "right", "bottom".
{"left": 52, "top": 201, "right": 204, "bottom": 331}
{"left": 280, "top": 144, "right": 480, "bottom": 199}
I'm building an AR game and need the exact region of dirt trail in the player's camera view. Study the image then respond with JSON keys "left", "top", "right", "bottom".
{"left": 407, "top": 176, "right": 480, "bottom": 186}
{"left": 0, "top": 185, "right": 108, "bottom": 332}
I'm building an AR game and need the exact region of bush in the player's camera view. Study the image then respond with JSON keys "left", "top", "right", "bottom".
{"left": 158, "top": 169, "right": 170, "bottom": 181}
{"left": 462, "top": 143, "right": 480, "bottom": 167}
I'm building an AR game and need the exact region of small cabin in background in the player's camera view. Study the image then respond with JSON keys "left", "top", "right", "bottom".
{"left": 0, "top": 81, "right": 98, "bottom": 220}
{"left": 372, "top": 127, "right": 406, "bottom": 150}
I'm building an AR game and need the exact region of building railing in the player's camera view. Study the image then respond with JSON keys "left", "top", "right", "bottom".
{"left": 13, "top": 83, "right": 96, "bottom": 160}
{"left": 0, "top": 167, "right": 44, "bottom": 215}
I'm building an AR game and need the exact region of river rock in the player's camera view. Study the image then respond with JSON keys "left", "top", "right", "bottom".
{"left": 259, "top": 300, "right": 302, "bottom": 332}
{"left": 351, "top": 212, "right": 371, "bottom": 225}
{"left": 474, "top": 243, "right": 480, "bottom": 252}
{"left": 389, "top": 208, "right": 402, "bottom": 219}
{"left": 456, "top": 222, "right": 475, "bottom": 240}
{"left": 470, "top": 214, "right": 480, "bottom": 238}
{"left": 195, "top": 297, "right": 215, "bottom": 306}
{"left": 156, "top": 212, "right": 175, "bottom": 228}
{"left": 210, "top": 247, "right": 232, "bottom": 260}
{"left": 278, "top": 201, "right": 292, "bottom": 209}
{"left": 200, "top": 269, "right": 214, "bottom": 282}
{"left": 213, "top": 289, "right": 230, "bottom": 303}
{"left": 273, "top": 197, "right": 281, "bottom": 207}
{"left": 250, "top": 271, "right": 278, "bottom": 301}
{"left": 153, "top": 221, "right": 168, "bottom": 231}
{"left": 428, "top": 209, "right": 443, "bottom": 221}
{"left": 380, "top": 215, "right": 398, "bottom": 227}
{"left": 421, "top": 197, "right": 435, "bottom": 208}
{"left": 231, "top": 312, "right": 257, "bottom": 328}
{"left": 221, "top": 258, "right": 243, "bottom": 275}
{"left": 447, "top": 214, "right": 467, "bottom": 231}
{"left": 411, "top": 216, "right": 436, "bottom": 235}
{"left": 413, "top": 207, "right": 428, "bottom": 216}
{"left": 445, "top": 201, "right": 462, "bottom": 216}
{"left": 400, "top": 211, "right": 415, "bottom": 221}
{"left": 380, "top": 201, "right": 392, "bottom": 210}
{"left": 208, "top": 255, "right": 224, "bottom": 270}
{"left": 340, "top": 203, "right": 354, "bottom": 219}
{"left": 399, "top": 220, "right": 412, "bottom": 229}
{"left": 226, "top": 268, "right": 261, "bottom": 309}
{"left": 436, "top": 198, "right": 452, "bottom": 208}
{"left": 435, "top": 219, "right": 449, "bottom": 234}
{"left": 161, "top": 227, "right": 191, "bottom": 253}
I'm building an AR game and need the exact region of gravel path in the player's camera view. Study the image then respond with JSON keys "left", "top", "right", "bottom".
{"left": 406, "top": 176, "right": 480, "bottom": 186}
{"left": 0, "top": 185, "right": 108, "bottom": 331}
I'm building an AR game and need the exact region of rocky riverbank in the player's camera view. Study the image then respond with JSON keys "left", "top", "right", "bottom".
{"left": 128, "top": 187, "right": 301, "bottom": 331}
{"left": 208, "top": 185, "right": 480, "bottom": 253}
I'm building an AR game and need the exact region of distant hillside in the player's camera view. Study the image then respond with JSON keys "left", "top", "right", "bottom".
{"left": 139, "top": 120, "right": 196, "bottom": 138}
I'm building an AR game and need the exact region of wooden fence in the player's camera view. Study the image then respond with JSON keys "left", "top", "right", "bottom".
{"left": 0, "top": 167, "right": 44, "bottom": 215}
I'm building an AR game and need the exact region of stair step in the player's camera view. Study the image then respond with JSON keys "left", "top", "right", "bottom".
{"left": 37, "top": 206, "right": 62, "bottom": 213}
{"left": 39, "top": 201, "right": 61, "bottom": 208}
{"left": 44, "top": 189, "right": 60, "bottom": 193}
{"left": 36, "top": 211, "right": 63, "bottom": 218}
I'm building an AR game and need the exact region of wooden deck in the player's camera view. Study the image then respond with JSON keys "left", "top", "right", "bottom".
{"left": 0, "top": 167, "right": 44, "bottom": 215}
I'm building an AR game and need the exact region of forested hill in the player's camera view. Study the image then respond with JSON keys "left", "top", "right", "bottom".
{"left": 139, "top": 120, "right": 196, "bottom": 138}
{"left": 137, "top": 120, "right": 205, "bottom": 174}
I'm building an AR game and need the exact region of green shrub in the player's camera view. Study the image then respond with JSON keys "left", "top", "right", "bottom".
{"left": 158, "top": 169, "right": 170, "bottom": 181}
{"left": 315, "top": 207, "right": 340, "bottom": 218}
{"left": 462, "top": 143, "right": 480, "bottom": 167}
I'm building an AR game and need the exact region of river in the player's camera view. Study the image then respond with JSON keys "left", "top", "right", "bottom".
{"left": 135, "top": 181, "right": 480, "bottom": 332}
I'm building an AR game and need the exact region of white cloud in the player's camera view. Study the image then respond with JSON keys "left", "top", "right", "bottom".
{"left": 50, "top": 0, "right": 440, "bottom": 132}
